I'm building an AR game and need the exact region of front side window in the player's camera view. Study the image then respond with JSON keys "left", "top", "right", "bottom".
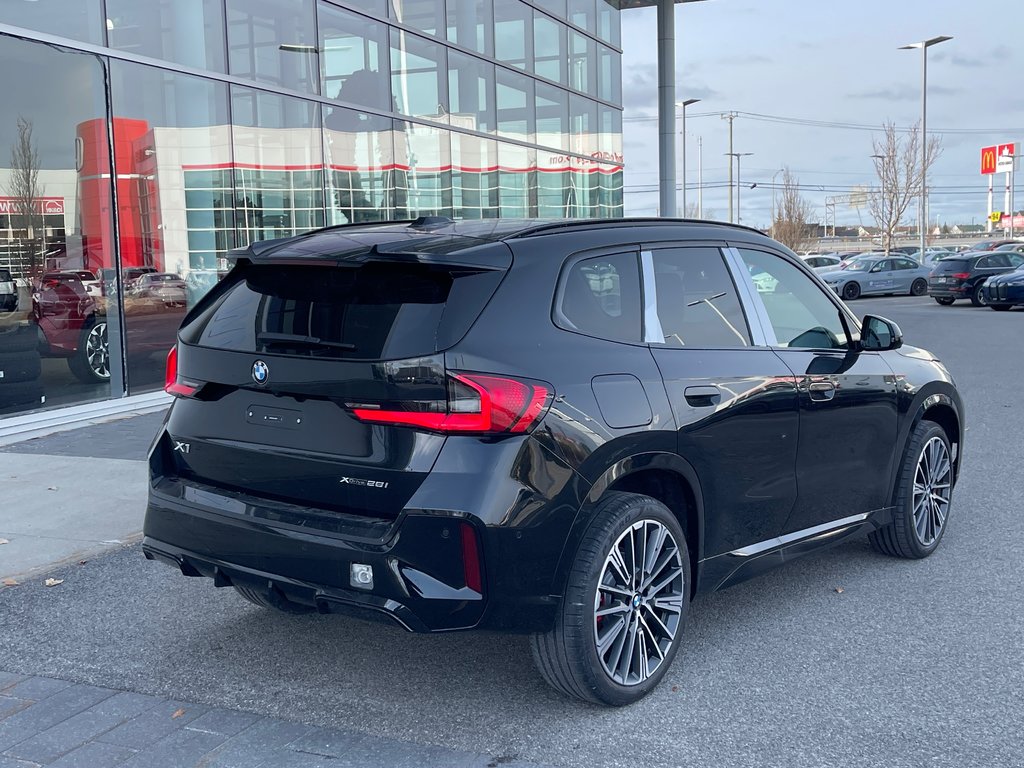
{"left": 737, "top": 248, "right": 851, "bottom": 350}
{"left": 557, "top": 252, "right": 641, "bottom": 343}
{"left": 648, "top": 248, "right": 750, "bottom": 348}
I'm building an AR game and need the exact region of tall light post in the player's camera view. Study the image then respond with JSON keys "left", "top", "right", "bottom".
{"left": 870, "top": 153, "right": 888, "bottom": 252}
{"left": 899, "top": 35, "right": 952, "bottom": 261}
{"left": 770, "top": 167, "right": 784, "bottom": 237}
{"left": 697, "top": 135, "right": 704, "bottom": 218}
{"left": 725, "top": 152, "right": 753, "bottom": 223}
{"left": 676, "top": 98, "right": 700, "bottom": 216}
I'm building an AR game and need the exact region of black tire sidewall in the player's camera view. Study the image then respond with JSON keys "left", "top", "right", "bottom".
{"left": 843, "top": 282, "right": 861, "bottom": 300}
{"left": 911, "top": 279, "right": 928, "bottom": 296}
{"left": 934, "top": 297, "right": 955, "bottom": 306}
{"left": 893, "top": 421, "right": 952, "bottom": 558}
{"left": 971, "top": 283, "right": 986, "bottom": 307}
{"left": 562, "top": 493, "right": 690, "bottom": 706}
{"left": 68, "top": 318, "right": 110, "bottom": 384}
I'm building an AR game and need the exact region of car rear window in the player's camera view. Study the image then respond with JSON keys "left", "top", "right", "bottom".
{"left": 934, "top": 259, "right": 969, "bottom": 272}
{"left": 184, "top": 262, "right": 505, "bottom": 361}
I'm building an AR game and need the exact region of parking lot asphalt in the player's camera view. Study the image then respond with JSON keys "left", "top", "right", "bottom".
{"left": 0, "top": 295, "right": 1021, "bottom": 768}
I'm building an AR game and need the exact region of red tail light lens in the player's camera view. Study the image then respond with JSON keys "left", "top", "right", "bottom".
{"left": 461, "top": 521, "right": 483, "bottom": 593}
{"left": 164, "top": 346, "right": 200, "bottom": 398}
{"left": 950, "top": 272, "right": 970, "bottom": 280}
{"left": 351, "top": 371, "right": 551, "bottom": 435}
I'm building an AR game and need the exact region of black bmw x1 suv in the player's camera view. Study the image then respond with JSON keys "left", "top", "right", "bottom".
{"left": 144, "top": 217, "right": 964, "bottom": 705}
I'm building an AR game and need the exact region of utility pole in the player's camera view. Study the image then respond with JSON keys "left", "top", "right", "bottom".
{"left": 725, "top": 151, "right": 752, "bottom": 223}
{"left": 721, "top": 112, "right": 737, "bottom": 222}
{"left": 697, "top": 135, "right": 703, "bottom": 218}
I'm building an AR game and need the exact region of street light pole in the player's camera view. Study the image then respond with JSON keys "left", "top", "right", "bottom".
{"left": 900, "top": 35, "right": 951, "bottom": 263}
{"left": 676, "top": 98, "right": 700, "bottom": 216}
{"left": 697, "top": 135, "right": 704, "bottom": 218}
{"left": 725, "top": 152, "right": 753, "bottom": 223}
{"left": 870, "top": 153, "right": 888, "bottom": 253}
{"left": 770, "top": 168, "right": 783, "bottom": 237}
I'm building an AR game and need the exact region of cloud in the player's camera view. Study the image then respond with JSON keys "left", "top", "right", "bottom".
{"left": 713, "top": 54, "right": 772, "bottom": 66}
{"left": 621, "top": 63, "right": 719, "bottom": 112}
{"left": 847, "top": 84, "right": 962, "bottom": 101}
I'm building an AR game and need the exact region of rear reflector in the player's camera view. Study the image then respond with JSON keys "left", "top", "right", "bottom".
{"left": 351, "top": 371, "right": 550, "bottom": 435}
{"left": 164, "top": 346, "right": 201, "bottom": 398}
{"left": 461, "top": 522, "right": 483, "bottom": 593}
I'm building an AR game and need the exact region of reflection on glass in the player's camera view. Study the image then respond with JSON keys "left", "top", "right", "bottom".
{"left": 568, "top": 0, "right": 596, "bottom": 33}
{"left": 569, "top": 31, "right": 596, "bottom": 95}
{"left": 231, "top": 88, "right": 325, "bottom": 249}
{"left": 0, "top": 0, "right": 103, "bottom": 45}
{"left": 533, "top": 0, "right": 567, "bottom": 19}
{"left": 396, "top": 121, "right": 452, "bottom": 217}
{"left": 598, "top": 45, "right": 621, "bottom": 103}
{"left": 496, "top": 69, "right": 534, "bottom": 143}
{"left": 446, "top": 0, "right": 493, "bottom": 56}
{"left": 536, "top": 82, "right": 569, "bottom": 152}
{"left": 597, "top": 105, "right": 623, "bottom": 158}
{"left": 106, "top": 0, "right": 226, "bottom": 72}
{"left": 533, "top": 14, "right": 567, "bottom": 85}
{"left": 494, "top": 0, "right": 533, "bottom": 71}
{"left": 324, "top": 109, "right": 396, "bottom": 224}
{"left": 597, "top": 0, "right": 621, "bottom": 47}
{"left": 498, "top": 144, "right": 536, "bottom": 217}
{"left": 226, "top": 0, "right": 319, "bottom": 93}
{"left": 452, "top": 135, "right": 499, "bottom": 219}
{"left": 448, "top": 51, "right": 494, "bottom": 134}
{"left": 570, "top": 93, "right": 597, "bottom": 154}
{"left": 319, "top": 2, "right": 391, "bottom": 113}
{"left": 390, "top": 0, "right": 444, "bottom": 37}
{"left": 0, "top": 36, "right": 118, "bottom": 414}
{"left": 391, "top": 30, "right": 448, "bottom": 124}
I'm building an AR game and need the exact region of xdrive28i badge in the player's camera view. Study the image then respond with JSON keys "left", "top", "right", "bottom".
{"left": 252, "top": 360, "right": 269, "bottom": 385}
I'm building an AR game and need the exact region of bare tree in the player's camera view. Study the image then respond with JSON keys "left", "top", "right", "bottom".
{"left": 868, "top": 120, "right": 941, "bottom": 255}
{"left": 683, "top": 201, "right": 717, "bottom": 220}
{"left": 772, "top": 167, "right": 815, "bottom": 251}
{"left": 6, "top": 117, "right": 45, "bottom": 277}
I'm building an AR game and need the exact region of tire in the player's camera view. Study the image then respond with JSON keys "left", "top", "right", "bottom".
{"left": 0, "top": 325, "right": 39, "bottom": 354}
{"left": 990, "top": 304, "right": 1011, "bottom": 312}
{"left": 868, "top": 420, "right": 953, "bottom": 559}
{"left": 67, "top": 319, "right": 111, "bottom": 384}
{"left": 0, "top": 350, "right": 42, "bottom": 384}
{"left": 0, "top": 379, "right": 45, "bottom": 409}
{"left": 970, "top": 283, "right": 986, "bottom": 307}
{"left": 910, "top": 278, "right": 928, "bottom": 297}
{"left": 530, "top": 492, "right": 690, "bottom": 706}
{"left": 233, "top": 584, "right": 315, "bottom": 614}
{"left": 933, "top": 296, "right": 955, "bottom": 306}
{"left": 841, "top": 281, "right": 861, "bottom": 300}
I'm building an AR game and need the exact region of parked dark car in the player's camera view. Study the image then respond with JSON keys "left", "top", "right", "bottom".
{"left": 928, "top": 251, "right": 1024, "bottom": 306}
{"left": 32, "top": 272, "right": 108, "bottom": 383}
{"left": 143, "top": 218, "right": 965, "bottom": 705}
{"left": 0, "top": 269, "right": 43, "bottom": 409}
{"left": 981, "top": 262, "right": 1024, "bottom": 310}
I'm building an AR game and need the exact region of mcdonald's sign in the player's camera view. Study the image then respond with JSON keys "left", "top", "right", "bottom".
{"left": 981, "top": 145, "right": 998, "bottom": 175}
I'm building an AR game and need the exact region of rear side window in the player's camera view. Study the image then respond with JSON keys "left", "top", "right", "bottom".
{"left": 648, "top": 247, "right": 750, "bottom": 348}
{"left": 185, "top": 263, "right": 504, "bottom": 360}
{"left": 556, "top": 252, "right": 642, "bottom": 343}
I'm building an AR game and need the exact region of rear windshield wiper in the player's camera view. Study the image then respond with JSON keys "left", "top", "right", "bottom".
{"left": 256, "top": 332, "right": 356, "bottom": 350}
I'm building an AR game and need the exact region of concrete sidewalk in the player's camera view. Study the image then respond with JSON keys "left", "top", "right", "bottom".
{"left": 0, "top": 412, "right": 164, "bottom": 580}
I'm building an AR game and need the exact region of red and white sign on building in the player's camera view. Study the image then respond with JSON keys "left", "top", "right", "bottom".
{"left": 0, "top": 197, "right": 65, "bottom": 216}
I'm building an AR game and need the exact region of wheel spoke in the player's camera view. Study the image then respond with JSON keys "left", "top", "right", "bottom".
{"left": 597, "top": 615, "right": 627, "bottom": 657}
{"left": 599, "top": 582, "right": 633, "bottom": 600}
{"left": 638, "top": 614, "right": 666, "bottom": 661}
{"left": 641, "top": 603, "right": 673, "bottom": 640}
{"left": 596, "top": 602, "right": 630, "bottom": 619}
{"left": 651, "top": 595, "right": 684, "bottom": 614}
{"left": 617, "top": 614, "right": 638, "bottom": 682}
{"left": 608, "top": 547, "right": 631, "bottom": 589}
{"left": 646, "top": 566, "right": 683, "bottom": 598}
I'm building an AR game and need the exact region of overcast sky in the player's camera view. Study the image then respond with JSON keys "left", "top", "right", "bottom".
{"left": 620, "top": 0, "right": 1024, "bottom": 228}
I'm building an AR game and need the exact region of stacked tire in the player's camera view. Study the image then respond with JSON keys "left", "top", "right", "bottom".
{"left": 0, "top": 326, "right": 44, "bottom": 410}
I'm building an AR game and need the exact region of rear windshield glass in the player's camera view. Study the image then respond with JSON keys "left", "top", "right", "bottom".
{"left": 186, "top": 263, "right": 503, "bottom": 360}
{"left": 935, "top": 259, "right": 968, "bottom": 270}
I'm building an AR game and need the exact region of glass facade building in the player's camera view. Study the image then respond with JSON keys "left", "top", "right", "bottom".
{"left": 0, "top": 0, "right": 623, "bottom": 418}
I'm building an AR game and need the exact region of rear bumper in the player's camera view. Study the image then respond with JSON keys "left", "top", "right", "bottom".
{"left": 927, "top": 283, "right": 969, "bottom": 298}
{"left": 144, "top": 476, "right": 492, "bottom": 632}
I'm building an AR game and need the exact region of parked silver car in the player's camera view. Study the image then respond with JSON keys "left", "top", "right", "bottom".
{"left": 819, "top": 255, "right": 932, "bottom": 300}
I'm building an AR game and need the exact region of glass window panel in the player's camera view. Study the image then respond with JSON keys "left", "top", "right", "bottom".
{"left": 0, "top": 36, "right": 118, "bottom": 412}
{"left": 446, "top": 0, "right": 493, "bottom": 56}
{"left": 390, "top": 0, "right": 444, "bottom": 37}
{"left": 448, "top": 51, "right": 494, "bottom": 134}
{"left": 391, "top": 30, "right": 448, "bottom": 124}
{"left": 534, "top": 0, "right": 567, "bottom": 20}
{"left": 558, "top": 252, "right": 641, "bottom": 343}
{"left": 597, "top": 45, "right": 620, "bottom": 103}
{"left": 597, "top": 105, "right": 622, "bottom": 159}
{"left": 226, "top": 0, "right": 318, "bottom": 94}
{"left": 110, "top": 61, "right": 232, "bottom": 393}
{"left": 494, "top": 0, "right": 533, "bottom": 72}
{"left": 570, "top": 94, "right": 598, "bottom": 154}
{"left": 536, "top": 83, "right": 569, "bottom": 152}
{"left": 537, "top": 164, "right": 569, "bottom": 219}
{"left": 345, "top": 0, "right": 388, "bottom": 17}
{"left": 0, "top": 0, "right": 103, "bottom": 45}
{"left": 569, "top": 30, "right": 596, "bottom": 95}
{"left": 231, "top": 88, "right": 325, "bottom": 249}
{"left": 319, "top": 2, "right": 391, "bottom": 113}
{"left": 533, "top": 14, "right": 567, "bottom": 85}
{"left": 597, "top": 0, "right": 621, "bottom": 46}
{"left": 396, "top": 121, "right": 453, "bottom": 218}
{"left": 568, "top": 0, "right": 596, "bottom": 33}
{"left": 106, "top": 0, "right": 226, "bottom": 72}
{"left": 452, "top": 135, "right": 499, "bottom": 219}
{"left": 596, "top": 160, "right": 623, "bottom": 218}
{"left": 498, "top": 143, "right": 536, "bottom": 218}
{"left": 496, "top": 68, "right": 534, "bottom": 143}
{"left": 324, "top": 108, "right": 396, "bottom": 224}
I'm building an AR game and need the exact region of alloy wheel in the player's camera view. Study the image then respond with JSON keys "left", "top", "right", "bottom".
{"left": 593, "top": 520, "right": 684, "bottom": 686}
{"left": 912, "top": 436, "right": 951, "bottom": 547}
{"left": 85, "top": 322, "right": 110, "bottom": 380}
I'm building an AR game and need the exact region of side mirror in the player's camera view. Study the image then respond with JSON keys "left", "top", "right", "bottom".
{"left": 860, "top": 314, "right": 903, "bottom": 351}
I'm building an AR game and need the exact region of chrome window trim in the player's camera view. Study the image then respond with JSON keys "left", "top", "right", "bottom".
{"left": 722, "top": 246, "right": 775, "bottom": 347}
{"left": 639, "top": 249, "right": 664, "bottom": 344}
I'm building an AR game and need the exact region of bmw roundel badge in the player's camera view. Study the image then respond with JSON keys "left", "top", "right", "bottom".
{"left": 252, "top": 360, "right": 269, "bottom": 385}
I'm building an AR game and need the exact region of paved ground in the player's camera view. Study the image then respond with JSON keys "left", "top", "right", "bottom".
{"left": 0, "top": 295, "right": 1021, "bottom": 767}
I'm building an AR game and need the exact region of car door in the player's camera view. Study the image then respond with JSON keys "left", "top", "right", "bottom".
{"left": 643, "top": 244, "right": 800, "bottom": 559}
{"left": 891, "top": 257, "right": 919, "bottom": 291}
{"left": 731, "top": 246, "right": 899, "bottom": 535}
{"left": 866, "top": 259, "right": 895, "bottom": 294}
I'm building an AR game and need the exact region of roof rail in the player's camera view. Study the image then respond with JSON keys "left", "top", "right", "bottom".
{"left": 508, "top": 217, "right": 769, "bottom": 240}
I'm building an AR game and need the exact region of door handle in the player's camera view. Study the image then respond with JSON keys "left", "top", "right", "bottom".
{"left": 684, "top": 385, "right": 722, "bottom": 407}
{"left": 808, "top": 381, "right": 837, "bottom": 401}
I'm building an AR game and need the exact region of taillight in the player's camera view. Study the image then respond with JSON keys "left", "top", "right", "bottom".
{"left": 461, "top": 521, "right": 483, "bottom": 593}
{"left": 950, "top": 272, "right": 970, "bottom": 280}
{"left": 164, "top": 345, "right": 200, "bottom": 398}
{"left": 351, "top": 371, "right": 551, "bottom": 435}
